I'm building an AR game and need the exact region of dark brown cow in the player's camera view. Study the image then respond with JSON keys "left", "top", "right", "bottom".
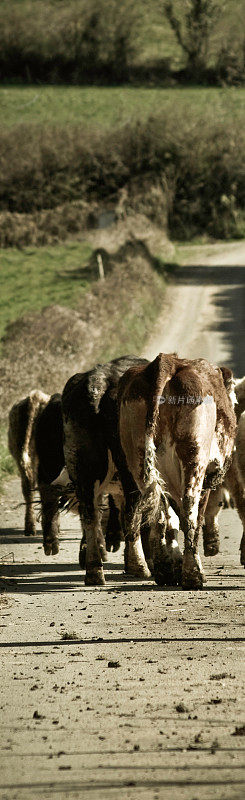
{"left": 118, "top": 353, "right": 236, "bottom": 589}
{"left": 8, "top": 391, "right": 66, "bottom": 554}
{"left": 8, "top": 390, "right": 121, "bottom": 562}
{"left": 62, "top": 356, "right": 152, "bottom": 586}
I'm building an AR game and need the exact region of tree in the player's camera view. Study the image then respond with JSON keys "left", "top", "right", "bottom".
{"left": 164, "top": 0, "right": 221, "bottom": 79}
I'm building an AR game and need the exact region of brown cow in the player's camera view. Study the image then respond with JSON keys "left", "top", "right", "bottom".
{"left": 118, "top": 353, "right": 236, "bottom": 589}
{"left": 204, "top": 405, "right": 245, "bottom": 567}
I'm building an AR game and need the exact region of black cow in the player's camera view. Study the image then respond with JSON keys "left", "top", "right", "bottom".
{"left": 62, "top": 356, "right": 151, "bottom": 585}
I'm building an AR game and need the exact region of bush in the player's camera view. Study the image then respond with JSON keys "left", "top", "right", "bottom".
{"left": 0, "top": 0, "right": 137, "bottom": 84}
{"left": 215, "top": 39, "right": 245, "bottom": 86}
{"left": 0, "top": 110, "right": 244, "bottom": 242}
{"left": 164, "top": 0, "right": 220, "bottom": 81}
{"left": 0, "top": 201, "right": 98, "bottom": 248}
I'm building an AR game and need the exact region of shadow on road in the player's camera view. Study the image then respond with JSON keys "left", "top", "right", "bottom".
{"left": 175, "top": 265, "right": 245, "bottom": 285}
{"left": 0, "top": 529, "right": 79, "bottom": 546}
{"left": 1, "top": 777, "right": 245, "bottom": 792}
{"left": 174, "top": 264, "right": 245, "bottom": 375}
{"left": 0, "top": 634, "right": 244, "bottom": 648}
{"left": 0, "top": 558, "right": 244, "bottom": 595}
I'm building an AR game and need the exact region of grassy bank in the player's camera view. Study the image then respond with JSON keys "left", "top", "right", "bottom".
{"left": 0, "top": 238, "right": 92, "bottom": 487}
{"left": 0, "top": 239, "right": 167, "bottom": 489}
{"left": 0, "top": 425, "right": 17, "bottom": 492}
{"left": 0, "top": 241, "right": 92, "bottom": 340}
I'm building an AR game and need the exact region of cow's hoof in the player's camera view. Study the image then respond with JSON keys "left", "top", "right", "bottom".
{"left": 182, "top": 551, "right": 205, "bottom": 590}
{"left": 154, "top": 556, "right": 183, "bottom": 587}
{"left": 85, "top": 568, "right": 105, "bottom": 586}
{"left": 203, "top": 542, "right": 220, "bottom": 557}
{"left": 79, "top": 544, "right": 87, "bottom": 569}
{"left": 125, "top": 539, "right": 151, "bottom": 580}
{"left": 125, "top": 563, "right": 151, "bottom": 580}
{"left": 154, "top": 567, "right": 174, "bottom": 586}
{"left": 203, "top": 528, "right": 220, "bottom": 557}
{"left": 153, "top": 536, "right": 183, "bottom": 586}
{"left": 106, "top": 535, "right": 121, "bottom": 553}
{"left": 44, "top": 543, "right": 52, "bottom": 556}
{"left": 155, "top": 567, "right": 183, "bottom": 587}
{"left": 25, "top": 528, "right": 36, "bottom": 537}
{"left": 240, "top": 534, "right": 245, "bottom": 566}
{"left": 44, "top": 539, "right": 59, "bottom": 556}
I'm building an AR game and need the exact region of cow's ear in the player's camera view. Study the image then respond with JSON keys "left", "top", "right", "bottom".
{"left": 220, "top": 366, "right": 233, "bottom": 391}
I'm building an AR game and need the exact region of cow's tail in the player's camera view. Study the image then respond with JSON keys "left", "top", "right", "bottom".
{"left": 132, "top": 353, "right": 178, "bottom": 535}
{"left": 53, "top": 468, "right": 80, "bottom": 516}
{"left": 20, "top": 390, "right": 48, "bottom": 480}
{"left": 142, "top": 430, "right": 168, "bottom": 526}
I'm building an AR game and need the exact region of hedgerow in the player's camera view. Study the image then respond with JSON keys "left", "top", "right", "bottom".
{"left": 1, "top": 106, "right": 245, "bottom": 242}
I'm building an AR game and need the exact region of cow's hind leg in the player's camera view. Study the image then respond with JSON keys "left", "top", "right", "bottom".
{"left": 181, "top": 490, "right": 207, "bottom": 590}
{"left": 39, "top": 482, "right": 60, "bottom": 555}
{"left": 21, "top": 471, "right": 36, "bottom": 536}
{"left": 63, "top": 415, "right": 106, "bottom": 585}
{"left": 203, "top": 485, "right": 223, "bottom": 556}
{"left": 79, "top": 508, "right": 107, "bottom": 573}
{"left": 97, "top": 499, "right": 108, "bottom": 563}
{"left": 122, "top": 499, "right": 151, "bottom": 580}
{"left": 150, "top": 524, "right": 183, "bottom": 586}
{"left": 84, "top": 507, "right": 106, "bottom": 587}
{"left": 76, "top": 483, "right": 106, "bottom": 586}
{"left": 149, "top": 504, "right": 183, "bottom": 586}
{"left": 79, "top": 531, "right": 107, "bottom": 569}
{"left": 225, "top": 460, "right": 245, "bottom": 568}
{"left": 105, "top": 496, "right": 122, "bottom": 554}
{"left": 79, "top": 532, "right": 87, "bottom": 569}
{"left": 240, "top": 533, "right": 245, "bottom": 567}
{"left": 124, "top": 537, "right": 151, "bottom": 579}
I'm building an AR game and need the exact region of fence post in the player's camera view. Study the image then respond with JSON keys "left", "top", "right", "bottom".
{"left": 97, "top": 253, "right": 105, "bottom": 281}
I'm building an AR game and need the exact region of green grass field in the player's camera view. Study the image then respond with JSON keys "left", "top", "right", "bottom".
{"left": 1, "top": 85, "right": 245, "bottom": 130}
{"left": 0, "top": 241, "right": 92, "bottom": 340}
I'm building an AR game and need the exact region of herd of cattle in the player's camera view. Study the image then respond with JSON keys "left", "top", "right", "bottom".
{"left": 8, "top": 353, "right": 245, "bottom": 590}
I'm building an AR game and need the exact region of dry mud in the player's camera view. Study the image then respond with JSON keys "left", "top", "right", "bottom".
{"left": 0, "top": 240, "right": 245, "bottom": 800}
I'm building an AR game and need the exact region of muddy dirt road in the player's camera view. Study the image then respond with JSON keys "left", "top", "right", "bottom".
{"left": 0, "top": 241, "right": 245, "bottom": 800}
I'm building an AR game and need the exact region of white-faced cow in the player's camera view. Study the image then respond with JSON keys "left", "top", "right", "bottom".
{"left": 118, "top": 353, "right": 236, "bottom": 589}
{"left": 62, "top": 356, "right": 153, "bottom": 586}
{"left": 203, "top": 376, "right": 245, "bottom": 567}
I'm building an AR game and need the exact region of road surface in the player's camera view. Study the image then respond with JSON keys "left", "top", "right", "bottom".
{"left": 0, "top": 241, "right": 245, "bottom": 800}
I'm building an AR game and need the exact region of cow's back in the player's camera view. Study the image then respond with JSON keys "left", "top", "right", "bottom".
{"left": 8, "top": 396, "right": 30, "bottom": 462}
{"left": 62, "top": 356, "right": 149, "bottom": 465}
{"left": 8, "top": 390, "right": 50, "bottom": 472}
